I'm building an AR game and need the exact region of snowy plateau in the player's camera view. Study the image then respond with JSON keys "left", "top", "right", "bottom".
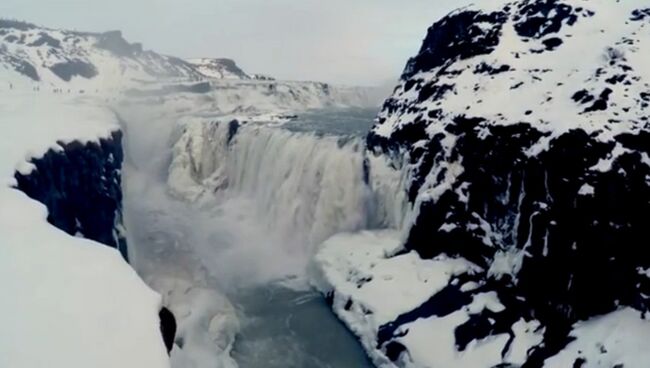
{"left": 2, "top": 0, "right": 650, "bottom": 367}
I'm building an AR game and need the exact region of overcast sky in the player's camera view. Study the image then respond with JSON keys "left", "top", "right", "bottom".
{"left": 1, "top": 0, "right": 466, "bottom": 85}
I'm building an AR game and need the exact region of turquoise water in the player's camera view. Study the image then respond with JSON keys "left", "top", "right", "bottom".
{"left": 283, "top": 107, "right": 379, "bottom": 138}
{"left": 232, "top": 285, "right": 373, "bottom": 368}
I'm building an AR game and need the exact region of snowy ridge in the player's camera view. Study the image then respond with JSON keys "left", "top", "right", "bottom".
{"left": 0, "top": 20, "right": 201, "bottom": 89}
{"left": 373, "top": 0, "right": 650, "bottom": 152}
{"left": 0, "top": 19, "right": 379, "bottom": 109}
{"left": 0, "top": 93, "right": 170, "bottom": 368}
{"left": 317, "top": 1, "right": 650, "bottom": 367}
{"left": 186, "top": 58, "right": 251, "bottom": 80}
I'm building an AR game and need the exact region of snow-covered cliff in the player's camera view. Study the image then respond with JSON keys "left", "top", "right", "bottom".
{"left": 317, "top": 1, "right": 650, "bottom": 367}
{"left": 15, "top": 130, "right": 128, "bottom": 258}
{"left": 0, "top": 94, "right": 171, "bottom": 368}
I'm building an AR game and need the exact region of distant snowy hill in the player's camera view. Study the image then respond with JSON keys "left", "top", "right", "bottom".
{"left": 0, "top": 19, "right": 378, "bottom": 109}
{"left": 0, "top": 93, "right": 171, "bottom": 368}
{"left": 0, "top": 19, "right": 203, "bottom": 89}
{"left": 186, "top": 58, "right": 251, "bottom": 80}
{"left": 317, "top": 0, "right": 650, "bottom": 367}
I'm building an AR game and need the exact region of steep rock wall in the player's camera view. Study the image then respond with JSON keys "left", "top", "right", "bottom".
{"left": 12, "top": 127, "right": 180, "bottom": 354}
{"left": 15, "top": 130, "right": 128, "bottom": 259}
{"left": 357, "top": 0, "right": 650, "bottom": 366}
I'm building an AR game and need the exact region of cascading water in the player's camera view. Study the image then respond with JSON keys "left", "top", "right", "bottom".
{"left": 121, "top": 104, "right": 409, "bottom": 368}
{"left": 168, "top": 113, "right": 408, "bottom": 257}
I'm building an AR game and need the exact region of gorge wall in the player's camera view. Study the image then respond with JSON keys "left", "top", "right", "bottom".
{"left": 11, "top": 125, "right": 177, "bottom": 355}
{"left": 318, "top": 1, "right": 650, "bottom": 367}
{"left": 14, "top": 131, "right": 128, "bottom": 259}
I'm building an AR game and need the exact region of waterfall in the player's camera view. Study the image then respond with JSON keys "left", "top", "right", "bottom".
{"left": 168, "top": 117, "right": 409, "bottom": 255}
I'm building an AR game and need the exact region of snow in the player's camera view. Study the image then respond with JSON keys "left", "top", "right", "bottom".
{"left": 342, "top": 2, "right": 650, "bottom": 366}
{"left": 374, "top": 0, "right": 650, "bottom": 155}
{"left": 578, "top": 183, "right": 595, "bottom": 196}
{"left": 0, "top": 91, "right": 169, "bottom": 368}
{"left": 312, "top": 229, "right": 552, "bottom": 367}
{"left": 312, "top": 230, "right": 482, "bottom": 367}
{"left": 398, "top": 312, "right": 510, "bottom": 368}
{"left": 545, "top": 308, "right": 650, "bottom": 368}
{"left": 154, "top": 278, "right": 239, "bottom": 368}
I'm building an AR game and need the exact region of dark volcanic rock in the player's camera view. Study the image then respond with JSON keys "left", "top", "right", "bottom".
{"left": 364, "top": 0, "right": 650, "bottom": 366}
{"left": 10, "top": 57, "right": 39, "bottom": 81}
{"left": 159, "top": 307, "right": 177, "bottom": 354}
{"left": 49, "top": 59, "right": 98, "bottom": 81}
{"left": 15, "top": 131, "right": 128, "bottom": 259}
{"left": 28, "top": 32, "right": 61, "bottom": 48}
{"left": 95, "top": 30, "right": 143, "bottom": 57}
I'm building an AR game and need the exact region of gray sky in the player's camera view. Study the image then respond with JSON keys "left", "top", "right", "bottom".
{"left": 1, "top": 0, "right": 464, "bottom": 85}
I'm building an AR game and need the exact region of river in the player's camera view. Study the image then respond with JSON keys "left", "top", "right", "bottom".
{"left": 121, "top": 106, "right": 380, "bottom": 368}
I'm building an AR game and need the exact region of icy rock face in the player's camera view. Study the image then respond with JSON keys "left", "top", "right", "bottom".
{"left": 14, "top": 131, "right": 128, "bottom": 259}
{"left": 366, "top": 0, "right": 650, "bottom": 365}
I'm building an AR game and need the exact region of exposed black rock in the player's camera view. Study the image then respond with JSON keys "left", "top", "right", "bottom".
{"left": 14, "top": 131, "right": 128, "bottom": 259}
{"left": 362, "top": 0, "right": 650, "bottom": 366}
{"left": 50, "top": 59, "right": 98, "bottom": 81}
{"left": 227, "top": 119, "right": 240, "bottom": 144}
{"left": 583, "top": 88, "right": 612, "bottom": 112}
{"left": 513, "top": 0, "right": 579, "bottom": 38}
{"left": 95, "top": 30, "right": 143, "bottom": 57}
{"left": 474, "top": 62, "right": 512, "bottom": 75}
{"left": 402, "top": 9, "right": 508, "bottom": 80}
{"left": 159, "top": 307, "right": 177, "bottom": 354}
{"left": 211, "top": 58, "right": 250, "bottom": 79}
{"left": 9, "top": 57, "right": 39, "bottom": 81}
{"left": 378, "top": 284, "right": 472, "bottom": 347}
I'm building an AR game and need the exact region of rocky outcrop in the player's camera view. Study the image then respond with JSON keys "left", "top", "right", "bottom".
{"left": 14, "top": 131, "right": 128, "bottom": 259}
{"left": 186, "top": 57, "right": 252, "bottom": 80}
{"left": 0, "top": 19, "right": 202, "bottom": 86}
{"left": 362, "top": 0, "right": 650, "bottom": 366}
{"left": 159, "top": 307, "right": 177, "bottom": 354}
{"left": 12, "top": 127, "right": 178, "bottom": 354}
{"left": 96, "top": 30, "right": 143, "bottom": 57}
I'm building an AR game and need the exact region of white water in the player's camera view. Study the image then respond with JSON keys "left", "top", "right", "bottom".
{"left": 169, "top": 116, "right": 408, "bottom": 261}
{"left": 120, "top": 104, "right": 408, "bottom": 368}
